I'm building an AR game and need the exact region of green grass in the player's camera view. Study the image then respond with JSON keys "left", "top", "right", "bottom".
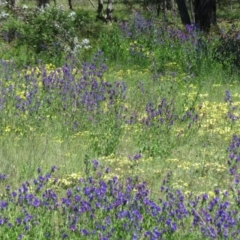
{"left": 0, "top": 66, "right": 239, "bottom": 196}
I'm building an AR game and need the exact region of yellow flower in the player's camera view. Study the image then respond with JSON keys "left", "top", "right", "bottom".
{"left": 5, "top": 126, "right": 11, "bottom": 132}
{"left": 16, "top": 90, "right": 26, "bottom": 99}
{"left": 45, "top": 63, "right": 55, "bottom": 72}
{"left": 28, "top": 126, "right": 35, "bottom": 131}
{"left": 208, "top": 191, "right": 215, "bottom": 197}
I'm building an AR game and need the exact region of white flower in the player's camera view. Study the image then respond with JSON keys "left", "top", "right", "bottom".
{"left": 22, "top": 5, "right": 28, "bottom": 9}
{"left": 0, "top": 11, "right": 9, "bottom": 19}
{"left": 81, "top": 38, "right": 90, "bottom": 45}
{"left": 64, "top": 45, "right": 71, "bottom": 53}
{"left": 84, "top": 45, "right": 91, "bottom": 49}
{"left": 73, "top": 37, "right": 79, "bottom": 45}
{"left": 68, "top": 11, "right": 76, "bottom": 18}
{"left": 54, "top": 23, "right": 60, "bottom": 29}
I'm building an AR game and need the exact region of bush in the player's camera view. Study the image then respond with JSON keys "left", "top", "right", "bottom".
{"left": 1, "top": 6, "right": 84, "bottom": 66}
{"left": 213, "top": 26, "right": 240, "bottom": 74}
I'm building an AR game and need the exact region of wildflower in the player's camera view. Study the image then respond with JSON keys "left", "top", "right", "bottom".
{"left": 82, "top": 38, "right": 90, "bottom": 45}
{"left": 62, "top": 233, "right": 68, "bottom": 239}
{"left": 45, "top": 233, "right": 51, "bottom": 238}
{"left": 92, "top": 160, "right": 99, "bottom": 170}
{"left": 81, "top": 229, "right": 89, "bottom": 236}
{"left": 70, "top": 225, "right": 76, "bottom": 231}
{"left": 68, "top": 11, "right": 76, "bottom": 18}
{"left": 16, "top": 218, "right": 22, "bottom": 226}
{"left": 51, "top": 166, "right": 57, "bottom": 172}
{"left": 0, "top": 218, "right": 4, "bottom": 225}
{"left": 66, "top": 189, "right": 72, "bottom": 198}
{"left": 33, "top": 198, "right": 41, "bottom": 208}
{"left": 0, "top": 174, "right": 6, "bottom": 181}
{"left": 0, "top": 200, "right": 8, "bottom": 210}
{"left": 18, "top": 234, "right": 23, "bottom": 240}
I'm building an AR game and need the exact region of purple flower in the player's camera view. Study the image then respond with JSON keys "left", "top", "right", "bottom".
{"left": 81, "top": 229, "right": 89, "bottom": 236}
{"left": 25, "top": 225, "right": 30, "bottom": 231}
{"left": 92, "top": 159, "right": 99, "bottom": 169}
{"left": 0, "top": 218, "right": 4, "bottom": 225}
{"left": 0, "top": 174, "right": 6, "bottom": 181}
{"left": 224, "top": 90, "right": 232, "bottom": 103}
{"left": 129, "top": 153, "right": 142, "bottom": 161}
{"left": 18, "top": 234, "right": 23, "bottom": 240}
{"left": 16, "top": 218, "right": 22, "bottom": 226}
{"left": 62, "top": 233, "right": 68, "bottom": 239}
{"left": 33, "top": 198, "right": 41, "bottom": 207}
{"left": 0, "top": 200, "right": 8, "bottom": 210}
{"left": 45, "top": 233, "right": 51, "bottom": 238}
{"left": 51, "top": 166, "right": 57, "bottom": 172}
{"left": 70, "top": 225, "right": 76, "bottom": 231}
{"left": 62, "top": 198, "right": 71, "bottom": 206}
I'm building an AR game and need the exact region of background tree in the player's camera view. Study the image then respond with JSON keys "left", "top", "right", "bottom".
{"left": 97, "top": 0, "right": 114, "bottom": 22}
{"left": 106, "top": 0, "right": 113, "bottom": 21}
{"left": 37, "top": 0, "right": 50, "bottom": 8}
{"left": 175, "top": 0, "right": 191, "bottom": 25}
{"left": 37, "top": 0, "right": 72, "bottom": 9}
{"left": 174, "top": 0, "right": 217, "bottom": 32}
{"left": 194, "top": 0, "right": 216, "bottom": 32}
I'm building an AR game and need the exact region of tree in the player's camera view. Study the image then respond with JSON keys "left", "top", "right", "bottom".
{"left": 194, "top": 0, "right": 216, "bottom": 32}
{"left": 97, "top": 0, "right": 114, "bottom": 22}
{"left": 37, "top": 0, "right": 50, "bottom": 8}
{"left": 175, "top": 0, "right": 191, "bottom": 25}
{"left": 37, "top": 0, "right": 72, "bottom": 9}
{"left": 68, "top": 0, "right": 73, "bottom": 10}
{"left": 106, "top": 0, "right": 113, "bottom": 22}
{"left": 175, "top": 0, "right": 217, "bottom": 32}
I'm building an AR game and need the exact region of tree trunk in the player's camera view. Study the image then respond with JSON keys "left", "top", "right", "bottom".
{"left": 175, "top": 0, "right": 191, "bottom": 25}
{"left": 211, "top": 0, "right": 217, "bottom": 25}
{"left": 37, "top": 0, "right": 50, "bottom": 8}
{"left": 166, "top": 0, "right": 173, "bottom": 9}
{"left": 98, "top": 0, "right": 104, "bottom": 17}
{"left": 157, "top": 0, "right": 172, "bottom": 16}
{"left": 194, "top": 0, "right": 216, "bottom": 32}
{"left": 106, "top": 0, "right": 113, "bottom": 22}
{"left": 68, "top": 0, "right": 73, "bottom": 10}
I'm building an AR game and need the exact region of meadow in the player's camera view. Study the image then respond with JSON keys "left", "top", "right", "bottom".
{"left": 0, "top": 1, "right": 240, "bottom": 239}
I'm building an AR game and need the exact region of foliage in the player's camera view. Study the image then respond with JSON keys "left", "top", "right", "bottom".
{"left": 116, "top": 13, "right": 217, "bottom": 75}
{"left": 213, "top": 26, "right": 240, "bottom": 74}
{"left": 98, "top": 25, "right": 129, "bottom": 64}
{"left": 1, "top": 148, "right": 240, "bottom": 239}
{"left": 0, "top": 6, "right": 92, "bottom": 66}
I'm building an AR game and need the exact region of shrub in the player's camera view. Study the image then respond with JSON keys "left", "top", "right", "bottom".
{"left": 213, "top": 26, "right": 240, "bottom": 74}
{"left": 1, "top": 6, "right": 84, "bottom": 66}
